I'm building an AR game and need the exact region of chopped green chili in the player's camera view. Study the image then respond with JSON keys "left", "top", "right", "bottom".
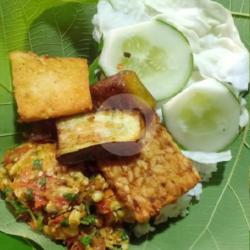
{"left": 32, "top": 159, "right": 43, "bottom": 170}
{"left": 80, "top": 215, "right": 96, "bottom": 225}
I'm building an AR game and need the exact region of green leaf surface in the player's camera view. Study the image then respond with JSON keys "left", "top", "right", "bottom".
{"left": 0, "top": 200, "right": 64, "bottom": 250}
{"left": 0, "top": 0, "right": 249, "bottom": 249}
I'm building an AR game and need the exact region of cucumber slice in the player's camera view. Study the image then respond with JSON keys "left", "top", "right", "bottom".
{"left": 99, "top": 19, "right": 193, "bottom": 101}
{"left": 162, "top": 79, "right": 241, "bottom": 152}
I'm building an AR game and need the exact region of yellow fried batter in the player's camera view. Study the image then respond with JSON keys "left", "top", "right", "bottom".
{"left": 10, "top": 51, "right": 92, "bottom": 122}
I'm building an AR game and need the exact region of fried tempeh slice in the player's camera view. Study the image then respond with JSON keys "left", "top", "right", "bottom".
{"left": 98, "top": 114, "right": 200, "bottom": 223}
{"left": 10, "top": 51, "right": 92, "bottom": 122}
{"left": 56, "top": 110, "right": 145, "bottom": 164}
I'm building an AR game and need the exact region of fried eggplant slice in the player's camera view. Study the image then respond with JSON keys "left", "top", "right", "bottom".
{"left": 98, "top": 114, "right": 200, "bottom": 223}
{"left": 10, "top": 51, "right": 92, "bottom": 122}
{"left": 91, "top": 70, "right": 156, "bottom": 110}
{"left": 56, "top": 110, "right": 145, "bottom": 164}
{"left": 24, "top": 120, "right": 57, "bottom": 143}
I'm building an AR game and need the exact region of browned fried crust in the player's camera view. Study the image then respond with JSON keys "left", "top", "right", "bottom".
{"left": 10, "top": 51, "right": 92, "bottom": 122}
{"left": 56, "top": 110, "right": 145, "bottom": 164}
{"left": 98, "top": 115, "right": 200, "bottom": 223}
{"left": 90, "top": 70, "right": 156, "bottom": 110}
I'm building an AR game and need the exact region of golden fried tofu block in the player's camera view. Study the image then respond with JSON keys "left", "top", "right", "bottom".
{"left": 98, "top": 114, "right": 200, "bottom": 223}
{"left": 56, "top": 110, "right": 145, "bottom": 164}
{"left": 10, "top": 52, "right": 92, "bottom": 122}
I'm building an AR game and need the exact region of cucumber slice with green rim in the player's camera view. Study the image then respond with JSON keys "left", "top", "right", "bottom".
{"left": 162, "top": 79, "right": 241, "bottom": 152}
{"left": 99, "top": 19, "right": 193, "bottom": 101}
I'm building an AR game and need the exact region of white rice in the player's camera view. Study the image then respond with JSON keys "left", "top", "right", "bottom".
{"left": 192, "top": 163, "right": 218, "bottom": 182}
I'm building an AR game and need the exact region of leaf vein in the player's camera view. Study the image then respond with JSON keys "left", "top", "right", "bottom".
{"left": 54, "top": 12, "right": 65, "bottom": 57}
{"left": 240, "top": 0, "right": 245, "bottom": 12}
{"left": 0, "top": 2, "right": 7, "bottom": 44}
{"left": 229, "top": 0, "right": 232, "bottom": 10}
{"left": 62, "top": 12, "right": 79, "bottom": 38}
{"left": 15, "top": 0, "right": 34, "bottom": 51}
{"left": 0, "top": 82, "right": 12, "bottom": 94}
{"left": 208, "top": 228, "right": 221, "bottom": 250}
{"left": 0, "top": 132, "right": 19, "bottom": 137}
{"left": 0, "top": 102, "right": 13, "bottom": 105}
{"left": 231, "top": 11, "right": 250, "bottom": 18}
{"left": 228, "top": 184, "right": 250, "bottom": 229}
{"left": 188, "top": 122, "right": 249, "bottom": 250}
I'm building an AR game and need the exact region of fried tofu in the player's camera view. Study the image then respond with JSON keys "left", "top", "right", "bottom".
{"left": 10, "top": 52, "right": 92, "bottom": 122}
{"left": 98, "top": 114, "right": 200, "bottom": 223}
{"left": 56, "top": 110, "right": 145, "bottom": 164}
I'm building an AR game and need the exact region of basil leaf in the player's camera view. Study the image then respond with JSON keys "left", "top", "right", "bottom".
{"left": 63, "top": 193, "right": 78, "bottom": 202}
{"left": 32, "top": 159, "right": 43, "bottom": 170}
{"left": 80, "top": 215, "right": 96, "bottom": 225}
{"left": 80, "top": 235, "right": 93, "bottom": 247}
